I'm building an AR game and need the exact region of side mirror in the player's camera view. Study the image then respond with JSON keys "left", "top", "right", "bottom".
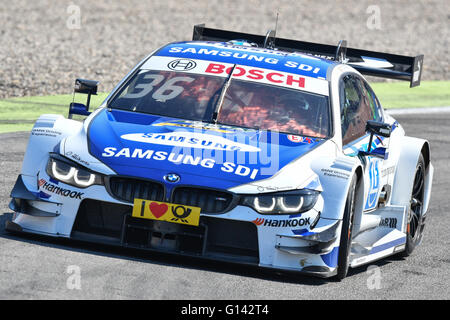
{"left": 68, "top": 78, "right": 99, "bottom": 119}
{"left": 69, "top": 102, "right": 91, "bottom": 117}
{"left": 365, "top": 120, "right": 392, "bottom": 138}
{"left": 359, "top": 120, "right": 392, "bottom": 159}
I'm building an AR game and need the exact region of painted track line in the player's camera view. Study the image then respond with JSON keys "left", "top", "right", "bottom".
{"left": 386, "top": 106, "right": 450, "bottom": 115}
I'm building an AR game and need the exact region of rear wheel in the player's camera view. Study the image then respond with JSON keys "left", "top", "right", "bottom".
{"left": 402, "top": 154, "right": 426, "bottom": 256}
{"left": 336, "top": 174, "right": 357, "bottom": 280}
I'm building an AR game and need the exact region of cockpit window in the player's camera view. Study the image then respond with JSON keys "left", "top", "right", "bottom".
{"left": 109, "top": 70, "right": 331, "bottom": 138}
{"left": 109, "top": 70, "right": 224, "bottom": 121}
{"left": 217, "top": 80, "right": 330, "bottom": 138}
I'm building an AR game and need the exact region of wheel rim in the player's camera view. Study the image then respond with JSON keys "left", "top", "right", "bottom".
{"left": 409, "top": 163, "right": 424, "bottom": 241}
{"left": 346, "top": 182, "right": 356, "bottom": 264}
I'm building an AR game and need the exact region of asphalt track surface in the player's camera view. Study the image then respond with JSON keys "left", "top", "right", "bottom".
{"left": 0, "top": 113, "right": 449, "bottom": 300}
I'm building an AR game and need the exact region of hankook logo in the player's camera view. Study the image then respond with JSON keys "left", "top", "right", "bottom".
{"left": 167, "top": 59, "right": 197, "bottom": 71}
{"left": 251, "top": 217, "right": 311, "bottom": 228}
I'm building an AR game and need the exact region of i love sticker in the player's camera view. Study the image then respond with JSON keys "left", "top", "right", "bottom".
{"left": 132, "top": 199, "right": 201, "bottom": 226}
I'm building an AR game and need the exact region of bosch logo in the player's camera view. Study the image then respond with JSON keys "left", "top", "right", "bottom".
{"left": 164, "top": 173, "right": 180, "bottom": 183}
{"left": 167, "top": 59, "right": 197, "bottom": 71}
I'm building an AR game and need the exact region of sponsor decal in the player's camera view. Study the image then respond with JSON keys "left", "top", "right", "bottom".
{"left": 205, "top": 62, "right": 306, "bottom": 89}
{"left": 101, "top": 147, "right": 260, "bottom": 180}
{"left": 120, "top": 132, "right": 261, "bottom": 152}
{"left": 321, "top": 168, "right": 350, "bottom": 180}
{"left": 381, "top": 166, "right": 395, "bottom": 178}
{"left": 65, "top": 151, "right": 89, "bottom": 167}
{"left": 287, "top": 135, "right": 313, "bottom": 144}
{"left": 152, "top": 120, "right": 235, "bottom": 133}
{"left": 35, "top": 180, "right": 52, "bottom": 199}
{"left": 379, "top": 217, "right": 397, "bottom": 229}
{"left": 251, "top": 217, "right": 311, "bottom": 228}
{"left": 167, "top": 59, "right": 197, "bottom": 71}
{"left": 132, "top": 199, "right": 201, "bottom": 226}
{"left": 141, "top": 55, "right": 329, "bottom": 95}
{"left": 38, "top": 178, "right": 46, "bottom": 187}
{"left": 39, "top": 179, "right": 83, "bottom": 199}
{"left": 256, "top": 185, "right": 295, "bottom": 192}
{"left": 31, "top": 128, "right": 62, "bottom": 138}
{"left": 166, "top": 45, "right": 322, "bottom": 75}
{"left": 252, "top": 218, "right": 265, "bottom": 226}
{"left": 168, "top": 45, "right": 283, "bottom": 64}
{"left": 88, "top": 108, "right": 322, "bottom": 186}
{"left": 365, "top": 160, "right": 380, "bottom": 210}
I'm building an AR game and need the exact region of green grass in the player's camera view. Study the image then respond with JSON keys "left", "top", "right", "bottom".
{"left": 0, "top": 81, "right": 449, "bottom": 133}
{"left": 0, "top": 93, "right": 109, "bottom": 122}
{"left": 0, "top": 123, "right": 35, "bottom": 133}
{"left": 371, "top": 81, "right": 450, "bottom": 109}
{"left": 0, "top": 92, "right": 109, "bottom": 133}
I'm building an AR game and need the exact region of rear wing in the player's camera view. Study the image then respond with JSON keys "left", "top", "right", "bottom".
{"left": 193, "top": 24, "right": 423, "bottom": 87}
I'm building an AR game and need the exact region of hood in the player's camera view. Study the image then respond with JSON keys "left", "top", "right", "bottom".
{"left": 88, "top": 109, "right": 323, "bottom": 189}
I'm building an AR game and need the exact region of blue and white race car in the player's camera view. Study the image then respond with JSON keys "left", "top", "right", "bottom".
{"left": 7, "top": 25, "right": 433, "bottom": 279}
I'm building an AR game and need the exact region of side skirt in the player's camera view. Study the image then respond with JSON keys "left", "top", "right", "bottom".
{"left": 349, "top": 205, "right": 407, "bottom": 268}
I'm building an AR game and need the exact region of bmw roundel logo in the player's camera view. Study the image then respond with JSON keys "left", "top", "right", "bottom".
{"left": 167, "top": 59, "right": 197, "bottom": 71}
{"left": 164, "top": 173, "right": 180, "bottom": 183}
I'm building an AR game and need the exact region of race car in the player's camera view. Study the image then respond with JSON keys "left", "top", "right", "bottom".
{"left": 7, "top": 25, "right": 433, "bottom": 279}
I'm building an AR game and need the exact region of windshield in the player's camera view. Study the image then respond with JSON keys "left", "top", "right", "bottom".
{"left": 109, "top": 69, "right": 331, "bottom": 138}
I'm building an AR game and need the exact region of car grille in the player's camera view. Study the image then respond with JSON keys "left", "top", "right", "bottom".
{"left": 172, "top": 187, "right": 234, "bottom": 214}
{"left": 108, "top": 177, "right": 235, "bottom": 214}
{"left": 109, "top": 177, "right": 164, "bottom": 203}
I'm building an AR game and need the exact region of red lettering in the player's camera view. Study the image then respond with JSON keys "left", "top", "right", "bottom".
{"left": 205, "top": 63, "right": 225, "bottom": 74}
{"left": 247, "top": 69, "right": 264, "bottom": 80}
{"left": 286, "top": 75, "right": 305, "bottom": 88}
{"left": 267, "top": 72, "right": 284, "bottom": 83}
{"left": 206, "top": 64, "right": 307, "bottom": 89}
{"left": 225, "top": 66, "right": 246, "bottom": 77}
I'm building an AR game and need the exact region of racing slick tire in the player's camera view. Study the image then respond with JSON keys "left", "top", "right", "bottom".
{"left": 401, "top": 153, "right": 426, "bottom": 257}
{"left": 336, "top": 174, "right": 357, "bottom": 280}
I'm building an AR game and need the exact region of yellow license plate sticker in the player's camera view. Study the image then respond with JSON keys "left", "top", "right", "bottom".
{"left": 132, "top": 199, "right": 201, "bottom": 226}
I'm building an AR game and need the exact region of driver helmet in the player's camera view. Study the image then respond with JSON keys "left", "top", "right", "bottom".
{"left": 275, "top": 93, "right": 312, "bottom": 123}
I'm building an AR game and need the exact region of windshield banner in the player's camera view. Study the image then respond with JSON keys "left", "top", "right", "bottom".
{"left": 141, "top": 56, "right": 329, "bottom": 96}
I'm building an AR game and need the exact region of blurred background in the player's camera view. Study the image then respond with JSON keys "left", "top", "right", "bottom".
{"left": 0, "top": 0, "right": 448, "bottom": 99}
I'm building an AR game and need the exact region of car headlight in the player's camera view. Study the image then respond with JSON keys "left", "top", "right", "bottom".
{"left": 240, "top": 189, "right": 320, "bottom": 215}
{"left": 46, "top": 156, "right": 103, "bottom": 188}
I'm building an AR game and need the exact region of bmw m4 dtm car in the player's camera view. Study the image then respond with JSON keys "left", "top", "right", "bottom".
{"left": 7, "top": 25, "right": 433, "bottom": 279}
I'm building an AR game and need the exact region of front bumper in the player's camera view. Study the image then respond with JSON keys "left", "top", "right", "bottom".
{"left": 8, "top": 174, "right": 341, "bottom": 278}
{"left": 9, "top": 175, "right": 60, "bottom": 217}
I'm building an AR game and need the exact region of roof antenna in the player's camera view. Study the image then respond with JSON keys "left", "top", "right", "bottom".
{"left": 263, "top": 11, "right": 278, "bottom": 49}
{"left": 275, "top": 10, "right": 279, "bottom": 35}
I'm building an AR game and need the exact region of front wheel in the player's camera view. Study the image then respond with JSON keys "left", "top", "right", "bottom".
{"left": 401, "top": 154, "right": 426, "bottom": 257}
{"left": 336, "top": 174, "right": 357, "bottom": 280}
